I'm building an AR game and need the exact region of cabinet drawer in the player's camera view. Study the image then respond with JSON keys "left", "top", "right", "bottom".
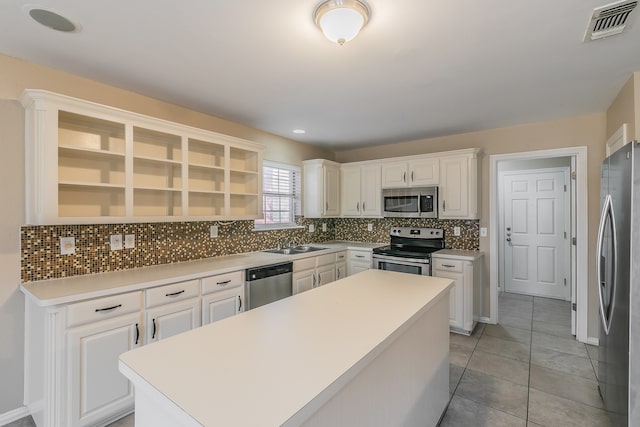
{"left": 335, "top": 251, "right": 347, "bottom": 262}
{"left": 201, "top": 271, "right": 243, "bottom": 295}
{"left": 67, "top": 291, "right": 142, "bottom": 328}
{"left": 433, "top": 258, "right": 464, "bottom": 273}
{"left": 294, "top": 257, "right": 317, "bottom": 272}
{"left": 316, "top": 253, "right": 336, "bottom": 267}
{"left": 349, "top": 250, "right": 372, "bottom": 262}
{"left": 146, "top": 280, "right": 199, "bottom": 308}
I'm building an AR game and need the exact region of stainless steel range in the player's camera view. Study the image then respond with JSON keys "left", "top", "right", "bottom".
{"left": 372, "top": 227, "right": 445, "bottom": 276}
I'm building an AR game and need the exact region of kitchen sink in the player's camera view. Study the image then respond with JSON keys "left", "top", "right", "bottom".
{"left": 263, "top": 246, "right": 327, "bottom": 255}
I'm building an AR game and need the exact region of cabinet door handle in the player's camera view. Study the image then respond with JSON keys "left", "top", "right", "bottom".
{"left": 317, "top": 273, "right": 321, "bottom": 286}
{"left": 313, "top": 274, "right": 316, "bottom": 287}
{"left": 216, "top": 280, "right": 231, "bottom": 286}
{"left": 403, "top": 172, "right": 406, "bottom": 183}
{"left": 443, "top": 200, "right": 446, "bottom": 212}
{"left": 165, "top": 290, "right": 185, "bottom": 297}
{"left": 152, "top": 318, "right": 157, "bottom": 340}
{"left": 362, "top": 202, "right": 366, "bottom": 211}
{"left": 357, "top": 202, "right": 360, "bottom": 212}
{"left": 337, "top": 268, "right": 341, "bottom": 279}
{"left": 135, "top": 323, "right": 139, "bottom": 345}
{"left": 238, "top": 295, "right": 242, "bottom": 311}
{"left": 442, "top": 264, "right": 456, "bottom": 268}
{"left": 95, "top": 304, "right": 122, "bottom": 313}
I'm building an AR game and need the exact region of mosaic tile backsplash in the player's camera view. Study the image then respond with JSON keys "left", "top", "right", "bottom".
{"left": 21, "top": 217, "right": 479, "bottom": 282}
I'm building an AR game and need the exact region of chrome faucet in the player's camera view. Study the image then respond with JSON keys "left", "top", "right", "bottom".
{"left": 288, "top": 238, "right": 298, "bottom": 248}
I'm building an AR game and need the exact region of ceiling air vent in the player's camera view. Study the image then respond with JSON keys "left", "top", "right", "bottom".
{"left": 584, "top": 0, "right": 638, "bottom": 41}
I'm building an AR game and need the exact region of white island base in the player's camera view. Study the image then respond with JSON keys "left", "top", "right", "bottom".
{"left": 119, "top": 270, "right": 452, "bottom": 427}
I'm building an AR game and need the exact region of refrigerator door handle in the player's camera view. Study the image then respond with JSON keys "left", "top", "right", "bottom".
{"left": 596, "top": 194, "right": 616, "bottom": 335}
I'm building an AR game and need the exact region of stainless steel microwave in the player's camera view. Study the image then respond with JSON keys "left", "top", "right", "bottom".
{"left": 382, "top": 187, "right": 438, "bottom": 218}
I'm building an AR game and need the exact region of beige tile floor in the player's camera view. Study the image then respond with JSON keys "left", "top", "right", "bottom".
{"left": 439, "top": 292, "right": 609, "bottom": 427}
{"left": 9, "top": 293, "right": 606, "bottom": 427}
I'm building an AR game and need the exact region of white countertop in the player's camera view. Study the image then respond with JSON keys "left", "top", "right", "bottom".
{"left": 119, "top": 269, "right": 452, "bottom": 427}
{"left": 20, "top": 241, "right": 387, "bottom": 307}
{"left": 432, "top": 249, "right": 484, "bottom": 261}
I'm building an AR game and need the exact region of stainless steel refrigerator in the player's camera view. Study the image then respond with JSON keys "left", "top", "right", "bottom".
{"left": 597, "top": 141, "right": 640, "bottom": 426}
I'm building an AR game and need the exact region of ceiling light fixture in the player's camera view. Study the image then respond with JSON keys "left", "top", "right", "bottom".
{"left": 292, "top": 129, "right": 306, "bottom": 134}
{"left": 314, "top": 0, "right": 370, "bottom": 45}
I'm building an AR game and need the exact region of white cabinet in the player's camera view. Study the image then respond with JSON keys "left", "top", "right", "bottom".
{"left": 145, "top": 280, "right": 200, "bottom": 343}
{"left": 303, "top": 159, "right": 340, "bottom": 218}
{"left": 438, "top": 150, "right": 480, "bottom": 219}
{"left": 65, "top": 291, "right": 143, "bottom": 427}
{"left": 347, "top": 249, "right": 372, "bottom": 276}
{"left": 432, "top": 253, "right": 483, "bottom": 335}
{"left": 381, "top": 158, "right": 439, "bottom": 188}
{"left": 20, "top": 89, "right": 263, "bottom": 224}
{"left": 201, "top": 271, "right": 244, "bottom": 325}
{"left": 341, "top": 164, "right": 382, "bottom": 217}
{"left": 293, "top": 253, "right": 338, "bottom": 293}
{"left": 336, "top": 251, "right": 347, "bottom": 281}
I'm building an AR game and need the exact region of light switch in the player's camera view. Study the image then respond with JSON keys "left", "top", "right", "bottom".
{"left": 124, "top": 234, "right": 135, "bottom": 249}
{"left": 110, "top": 235, "right": 123, "bottom": 251}
{"left": 480, "top": 227, "right": 488, "bottom": 237}
{"left": 453, "top": 226, "right": 461, "bottom": 236}
{"left": 60, "top": 237, "right": 75, "bottom": 255}
{"left": 309, "top": 224, "right": 315, "bottom": 233}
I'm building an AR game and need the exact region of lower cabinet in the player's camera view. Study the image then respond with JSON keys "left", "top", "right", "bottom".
{"left": 293, "top": 253, "right": 338, "bottom": 294}
{"left": 67, "top": 312, "right": 142, "bottom": 427}
{"left": 202, "top": 287, "right": 242, "bottom": 324}
{"left": 347, "top": 249, "right": 372, "bottom": 276}
{"left": 432, "top": 254, "right": 483, "bottom": 335}
{"left": 336, "top": 262, "right": 347, "bottom": 281}
{"left": 146, "top": 299, "right": 200, "bottom": 343}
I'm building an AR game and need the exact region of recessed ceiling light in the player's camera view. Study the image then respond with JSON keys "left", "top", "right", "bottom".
{"left": 27, "top": 8, "right": 79, "bottom": 32}
{"left": 293, "top": 129, "right": 306, "bottom": 134}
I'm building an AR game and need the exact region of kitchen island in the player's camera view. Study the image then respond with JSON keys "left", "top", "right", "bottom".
{"left": 119, "top": 270, "right": 452, "bottom": 427}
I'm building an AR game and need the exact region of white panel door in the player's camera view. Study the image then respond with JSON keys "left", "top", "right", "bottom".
{"left": 146, "top": 299, "right": 200, "bottom": 343}
{"left": 202, "top": 288, "right": 241, "bottom": 325}
{"left": 68, "top": 313, "right": 141, "bottom": 427}
{"left": 293, "top": 269, "right": 315, "bottom": 294}
{"left": 316, "top": 264, "right": 336, "bottom": 287}
{"left": 439, "top": 156, "right": 469, "bottom": 218}
{"left": 341, "top": 166, "right": 362, "bottom": 216}
{"left": 361, "top": 164, "right": 382, "bottom": 216}
{"left": 503, "top": 170, "right": 569, "bottom": 299}
{"left": 324, "top": 165, "right": 340, "bottom": 216}
{"left": 381, "top": 162, "right": 409, "bottom": 188}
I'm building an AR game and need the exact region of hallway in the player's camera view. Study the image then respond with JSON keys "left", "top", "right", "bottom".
{"left": 440, "top": 292, "right": 609, "bottom": 426}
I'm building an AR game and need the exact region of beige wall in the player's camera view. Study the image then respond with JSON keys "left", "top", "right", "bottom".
{"left": 336, "top": 113, "right": 607, "bottom": 340}
{"left": 607, "top": 74, "right": 637, "bottom": 140}
{"left": 0, "top": 53, "right": 333, "bottom": 415}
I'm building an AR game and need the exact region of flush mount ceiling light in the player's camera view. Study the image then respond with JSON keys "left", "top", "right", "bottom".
{"left": 27, "top": 8, "right": 79, "bottom": 32}
{"left": 314, "top": 0, "right": 370, "bottom": 45}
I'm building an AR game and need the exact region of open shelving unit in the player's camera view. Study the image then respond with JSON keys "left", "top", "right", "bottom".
{"left": 22, "top": 90, "right": 263, "bottom": 224}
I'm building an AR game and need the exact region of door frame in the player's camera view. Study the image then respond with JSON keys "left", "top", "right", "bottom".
{"left": 499, "top": 167, "right": 571, "bottom": 300}
{"left": 489, "top": 147, "right": 588, "bottom": 343}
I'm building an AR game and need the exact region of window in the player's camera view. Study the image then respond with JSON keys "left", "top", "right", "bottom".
{"left": 254, "top": 161, "right": 301, "bottom": 229}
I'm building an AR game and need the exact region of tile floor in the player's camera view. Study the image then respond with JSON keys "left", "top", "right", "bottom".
{"left": 439, "top": 292, "right": 609, "bottom": 427}
{"left": 8, "top": 292, "right": 606, "bottom": 427}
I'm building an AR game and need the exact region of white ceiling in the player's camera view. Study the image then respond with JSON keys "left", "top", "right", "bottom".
{"left": 1, "top": 1, "right": 639, "bottom": 150}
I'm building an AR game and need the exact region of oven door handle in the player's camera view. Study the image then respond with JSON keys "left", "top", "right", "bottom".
{"left": 372, "top": 254, "right": 431, "bottom": 265}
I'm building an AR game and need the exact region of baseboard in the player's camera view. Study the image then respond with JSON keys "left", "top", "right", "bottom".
{"left": 478, "top": 316, "right": 495, "bottom": 324}
{"left": 0, "top": 406, "right": 30, "bottom": 426}
{"left": 586, "top": 336, "right": 599, "bottom": 346}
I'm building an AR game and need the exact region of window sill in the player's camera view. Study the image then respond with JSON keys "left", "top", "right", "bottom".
{"left": 252, "top": 225, "right": 305, "bottom": 232}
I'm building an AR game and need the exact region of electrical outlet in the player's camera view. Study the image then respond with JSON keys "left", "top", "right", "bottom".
{"left": 110, "top": 234, "right": 123, "bottom": 251}
{"left": 308, "top": 224, "right": 315, "bottom": 233}
{"left": 60, "top": 237, "right": 75, "bottom": 255}
{"left": 322, "top": 223, "right": 327, "bottom": 232}
{"left": 367, "top": 223, "right": 373, "bottom": 232}
{"left": 124, "top": 234, "right": 135, "bottom": 249}
{"left": 453, "top": 226, "right": 461, "bottom": 236}
{"left": 480, "top": 227, "right": 488, "bottom": 237}
{"left": 210, "top": 225, "right": 219, "bottom": 238}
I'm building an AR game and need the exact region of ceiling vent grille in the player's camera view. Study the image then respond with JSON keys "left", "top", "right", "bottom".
{"left": 584, "top": 0, "right": 638, "bottom": 41}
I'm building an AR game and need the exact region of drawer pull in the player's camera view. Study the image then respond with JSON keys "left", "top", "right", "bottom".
{"left": 95, "top": 304, "right": 122, "bottom": 313}
{"left": 442, "top": 264, "right": 456, "bottom": 268}
{"left": 355, "top": 255, "right": 365, "bottom": 259}
{"left": 216, "top": 280, "right": 231, "bottom": 286}
{"left": 238, "top": 296, "right": 242, "bottom": 311}
{"left": 152, "top": 318, "right": 157, "bottom": 340}
{"left": 165, "top": 290, "right": 185, "bottom": 297}
{"left": 135, "top": 323, "right": 139, "bottom": 345}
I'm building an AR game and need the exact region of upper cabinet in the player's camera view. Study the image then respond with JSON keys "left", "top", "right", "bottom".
{"left": 438, "top": 149, "right": 481, "bottom": 219}
{"left": 303, "top": 159, "right": 340, "bottom": 218}
{"left": 381, "top": 158, "right": 439, "bottom": 188}
{"left": 341, "top": 164, "right": 382, "bottom": 217}
{"left": 21, "top": 90, "right": 263, "bottom": 224}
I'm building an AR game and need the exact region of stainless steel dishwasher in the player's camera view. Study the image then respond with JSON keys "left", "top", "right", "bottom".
{"left": 245, "top": 262, "right": 293, "bottom": 310}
